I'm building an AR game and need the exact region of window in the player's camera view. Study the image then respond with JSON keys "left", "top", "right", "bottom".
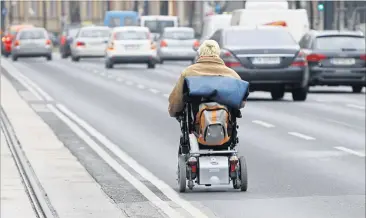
{"left": 210, "top": 30, "right": 221, "bottom": 45}
{"left": 86, "top": 1, "right": 92, "bottom": 19}
{"left": 143, "top": 20, "right": 175, "bottom": 33}
{"left": 163, "top": 30, "right": 194, "bottom": 40}
{"left": 224, "top": 29, "right": 297, "bottom": 47}
{"left": 80, "top": 29, "right": 110, "bottom": 38}
{"left": 314, "top": 36, "right": 365, "bottom": 50}
{"left": 19, "top": 30, "right": 46, "bottom": 40}
{"left": 31, "top": 1, "right": 38, "bottom": 15}
{"left": 299, "top": 34, "right": 310, "bottom": 48}
{"left": 48, "top": 0, "right": 57, "bottom": 18}
{"left": 114, "top": 31, "right": 148, "bottom": 40}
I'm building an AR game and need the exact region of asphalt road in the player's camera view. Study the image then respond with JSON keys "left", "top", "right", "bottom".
{"left": 2, "top": 54, "right": 365, "bottom": 218}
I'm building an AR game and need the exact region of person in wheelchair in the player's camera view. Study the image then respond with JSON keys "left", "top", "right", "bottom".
{"left": 168, "top": 40, "right": 248, "bottom": 154}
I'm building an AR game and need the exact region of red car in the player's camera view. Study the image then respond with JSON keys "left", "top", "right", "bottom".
{"left": 1, "top": 24, "right": 34, "bottom": 57}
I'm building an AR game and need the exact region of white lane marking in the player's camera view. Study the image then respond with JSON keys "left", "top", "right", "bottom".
{"left": 149, "top": 88, "right": 160, "bottom": 94}
{"left": 107, "top": 75, "right": 113, "bottom": 79}
{"left": 93, "top": 70, "right": 98, "bottom": 73}
{"left": 288, "top": 132, "right": 316, "bottom": 140}
{"left": 252, "top": 120, "right": 275, "bottom": 128}
{"left": 116, "top": 78, "right": 123, "bottom": 82}
{"left": 126, "top": 81, "right": 134, "bottom": 86}
{"left": 100, "top": 73, "right": 106, "bottom": 76}
{"left": 3, "top": 61, "right": 54, "bottom": 101}
{"left": 334, "top": 146, "right": 366, "bottom": 157}
{"left": 137, "top": 84, "right": 145, "bottom": 89}
{"left": 315, "top": 99, "right": 329, "bottom": 102}
{"left": 346, "top": 104, "right": 365, "bottom": 110}
{"left": 163, "top": 94, "right": 169, "bottom": 98}
{"left": 47, "top": 105, "right": 187, "bottom": 218}
{"left": 1, "top": 61, "right": 43, "bottom": 101}
{"left": 55, "top": 104, "right": 209, "bottom": 218}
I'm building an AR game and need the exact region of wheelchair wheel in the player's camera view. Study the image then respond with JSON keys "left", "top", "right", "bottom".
{"left": 239, "top": 156, "right": 248, "bottom": 192}
{"left": 177, "top": 155, "right": 187, "bottom": 192}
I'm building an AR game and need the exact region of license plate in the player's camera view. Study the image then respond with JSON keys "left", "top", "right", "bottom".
{"left": 125, "top": 45, "right": 139, "bottom": 50}
{"left": 252, "top": 57, "right": 280, "bottom": 64}
{"left": 331, "top": 58, "right": 355, "bottom": 65}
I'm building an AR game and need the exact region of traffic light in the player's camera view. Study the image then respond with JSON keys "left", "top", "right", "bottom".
{"left": 317, "top": 2, "right": 324, "bottom": 11}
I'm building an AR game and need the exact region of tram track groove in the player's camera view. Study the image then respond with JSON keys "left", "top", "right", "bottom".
{"left": 0, "top": 107, "right": 58, "bottom": 218}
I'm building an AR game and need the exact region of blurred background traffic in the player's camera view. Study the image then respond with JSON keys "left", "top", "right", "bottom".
{"left": 1, "top": 0, "right": 365, "bottom": 99}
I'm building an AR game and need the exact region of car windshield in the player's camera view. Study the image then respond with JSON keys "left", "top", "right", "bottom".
{"left": 80, "top": 29, "right": 110, "bottom": 38}
{"left": 144, "top": 20, "right": 175, "bottom": 33}
{"left": 314, "top": 36, "right": 365, "bottom": 50}
{"left": 19, "top": 30, "right": 46, "bottom": 40}
{"left": 115, "top": 30, "right": 148, "bottom": 40}
{"left": 163, "top": 30, "right": 194, "bottom": 40}
{"left": 225, "top": 29, "right": 297, "bottom": 47}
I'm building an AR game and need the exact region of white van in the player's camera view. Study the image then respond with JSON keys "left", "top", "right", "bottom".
{"left": 140, "top": 16, "right": 178, "bottom": 39}
{"left": 200, "top": 14, "right": 232, "bottom": 43}
{"left": 231, "top": 9, "right": 309, "bottom": 42}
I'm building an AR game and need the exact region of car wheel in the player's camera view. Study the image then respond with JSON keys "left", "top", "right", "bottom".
{"left": 292, "top": 86, "right": 308, "bottom": 101}
{"left": 351, "top": 85, "right": 363, "bottom": 93}
{"left": 12, "top": 55, "right": 18, "bottom": 61}
{"left": 271, "top": 87, "right": 285, "bottom": 100}
{"left": 71, "top": 56, "right": 80, "bottom": 62}
{"left": 147, "top": 62, "right": 156, "bottom": 69}
{"left": 46, "top": 55, "right": 52, "bottom": 61}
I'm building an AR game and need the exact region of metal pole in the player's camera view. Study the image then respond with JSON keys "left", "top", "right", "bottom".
{"left": 43, "top": 0, "right": 47, "bottom": 29}
{"left": 1, "top": 0, "right": 5, "bottom": 32}
{"left": 9, "top": 0, "right": 13, "bottom": 25}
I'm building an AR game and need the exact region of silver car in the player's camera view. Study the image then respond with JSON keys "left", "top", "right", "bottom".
{"left": 70, "top": 26, "right": 110, "bottom": 62}
{"left": 157, "top": 27, "right": 198, "bottom": 64}
{"left": 11, "top": 27, "right": 53, "bottom": 61}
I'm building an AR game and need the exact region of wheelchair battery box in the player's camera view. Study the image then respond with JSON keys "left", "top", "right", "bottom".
{"left": 198, "top": 156, "right": 230, "bottom": 185}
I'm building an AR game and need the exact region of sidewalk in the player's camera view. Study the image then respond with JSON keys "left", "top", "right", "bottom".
{"left": 1, "top": 72, "right": 127, "bottom": 217}
{"left": 1, "top": 131, "right": 37, "bottom": 218}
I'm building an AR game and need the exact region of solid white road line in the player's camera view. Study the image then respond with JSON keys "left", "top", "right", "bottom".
{"left": 93, "top": 70, "right": 98, "bottom": 73}
{"left": 126, "top": 81, "right": 134, "bottom": 85}
{"left": 252, "top": 120, "right": 275, "bottom": 128}
{"left": 56, "top": 104, "right": 209, "bottom": 218}
{"left": 334, "top": 146, "right": 366, "bottom": 157}
{"left": 116, "top": 78, "right": 123, "bottom": 82}
{"left": 288, "top": 132, "right": 316, "bottom": 140}
{"left": 149, "top": 88, "right": 160, "bottom": 94}
{"left": 346, "top": 104, "right": 365, "bottom": 110}
{"left": 47, "top": 104, "right": 187, "bottom": 218}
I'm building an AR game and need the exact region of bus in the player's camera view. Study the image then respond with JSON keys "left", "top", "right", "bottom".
{"left": 104, "top": 11, "right": 139, "bottom": 28}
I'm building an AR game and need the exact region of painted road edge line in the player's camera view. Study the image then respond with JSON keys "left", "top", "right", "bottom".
{"left": 334, "top": 146, "right": 366, "bottom": 157}
{"left": 56, "top": 104, "right": 210, "bottom": 218}
{"left": 288, "top": 132, "right": 316, "bottom": 140}
{"left": 252, "top": 120, "right": 275, "bottom": 128}
{"left": 346, "top": 104, "right": 365, "bottom": 110}
{"left": 47, "top": 104, "right": 185, "bottom": 218}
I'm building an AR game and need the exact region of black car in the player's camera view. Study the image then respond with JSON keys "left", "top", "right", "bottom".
{"left": 59, "top": 24, "right": 83, "bottom": 58}
{"left": 209, "top": 26, "right": 308, "bottom": 101}
{"left": 299, "top": 30, "right": 366, "bottom": 93}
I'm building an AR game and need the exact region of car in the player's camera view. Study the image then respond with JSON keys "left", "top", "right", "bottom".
{"left": 11, "top": 27, "right": 53, "bottom": 61}
{"left": 1, "top": 24, "right": 34, "bottom": 57}
{"left": 59, "top": 23, "right": 93, "bottom": 58}
{"left": 70, "top": 26, "right": 111, "bottom": 62}
{"left": 140, "top": 15, "right": 178, "bottom": 40}
{"left": 207, "top": 26, "right": 309, "bottom": 101}
{"left": 105, "top": 26, "right": 157, "bottom": 69}
{"left": 156, "top": 27, "right": 198, "bottom": 64}
{"left": 299, "top": 30, "right": 366, "bottom": 93}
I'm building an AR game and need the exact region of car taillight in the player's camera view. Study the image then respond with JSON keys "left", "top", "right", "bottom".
{"left": 76, "top": 41, "right": 85, "bottom": 47}
{"left": 360, "top": 54, "right": 366, "bottom": 61}
{"left": 193, "top": 40, "right": 199, "bottom": 50}
{"left": 14, "top": 40, "right": 20, "bottom": 46}
{"left": 229, "top": 156, "right": 239, "bottom": 173}
{"left": 221, "top": 49, "right": 241, "bottom": 68}
{"left": 160, "top": 40, "right": 167, "bottom": 47}
{"left": 291, "top": 51, "right": 307, "bottom": 67}
{"left": 46, "top": 39, "right": 51, "bottom": 45}
{"left": 306, "top": 53, "right": 327, "bottom": 62}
